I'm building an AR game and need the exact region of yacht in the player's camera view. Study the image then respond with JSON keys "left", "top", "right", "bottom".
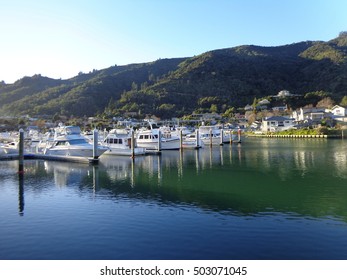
{"left": 1, "top": 141, "right": 20, "bottom": 155}
{"left": 198, "top": 125, "right": 234, "bottom": 145}
{"left": 136, "top": 122, "right": 180, "bottom": 150}
{"left": 182, "top": 132, "right": 204, "bottom": 149}
{"left": 41, "top": 125, "right": 108, "bottom": 158}
{"left": 102, "top": 128, "right": 146, "bottom": 156}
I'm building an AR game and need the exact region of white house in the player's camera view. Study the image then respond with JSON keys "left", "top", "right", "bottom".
{"left": 273, "top": 90, "right": 302, "bottom": 99}
{"left": 330, "top": 105, "right": 347, "bottom": 117}
{"left": 261, "top": 116, "right": 295, "bottom": 132}
{"left": 291, "top": 107, "right": 327, "bottom": 122}
{"left": 329, "top": 105, "right": 347, "bottom": 124}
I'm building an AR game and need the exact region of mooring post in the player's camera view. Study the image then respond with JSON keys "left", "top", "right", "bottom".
{"left": 209, "top": 128, "right": 213, "bottom": 147}
{"left": 230, "top": 130, "right": 233, "bottom": 144}
{"left": 238, "top": 128, "right": 242, "bottom": 143}
{"left": 93, "top": 129, "right": 98, "bottom": 159}
{"left": 220, "top": 129, "right": 224, "bottom": 146}
{"left": 195, "top": 129, "right": 199, "bottom": 149}
{"left": 157, "top": 130, "right": 162, "bottom": 152}
{"left": 179, "top": 129, "right": 183, "bottom": 150}
{"left": 131, "top": 129, "right": 135, "bottom": 158}
{"left": 18, "top": 129, "right": 24, "bottom": 174}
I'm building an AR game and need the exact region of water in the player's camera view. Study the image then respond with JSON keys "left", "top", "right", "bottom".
{"left": 1, "top": 138, "right": 347, "bottom": 260}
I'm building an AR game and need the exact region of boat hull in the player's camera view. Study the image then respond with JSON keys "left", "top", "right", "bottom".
{"left": 102, "top": 147, "right": 146, "bottom": 156}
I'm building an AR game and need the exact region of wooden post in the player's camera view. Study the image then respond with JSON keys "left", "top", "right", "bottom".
{"left": 179, "top": 129, "right": 183, "bottom": 150}
{"left": 238, "top": 128, "right": 242, "bottom": 143}
{"left": 131, "top": 130, "right": 135, "bottom": 158}
{"left": 93, "top": 129, "right": 98, "bottom": 159}
{"left": 220, "top": 128, "right": 224, "bottom": 146}
{"left": 157, "top": 130, "right": 162, "bottom": 152}
{"left": 209, "top": 128, "right": 213, "bottom": 147}
{"left": 229, "top": 130, "right": 233, "bottom": 144}
{"left": 18, "top": 129, "right": 24, "bottom": 174}
{"left": 195, "top": 129, "right": 199, "bottom": 149}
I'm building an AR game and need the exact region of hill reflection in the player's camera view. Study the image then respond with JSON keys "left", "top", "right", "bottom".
{"left": 5, "top": 138, "right": 347, "bottom": 220}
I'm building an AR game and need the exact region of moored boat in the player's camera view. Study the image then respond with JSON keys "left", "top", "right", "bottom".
{"left": 136, "top": 122, "right": 180, "bottom": 150}
{"left": 40, "top": 125, "right": 108, "bottom": 158}
{"left": 102, "top": 128, "right": 146, "bottom": 156}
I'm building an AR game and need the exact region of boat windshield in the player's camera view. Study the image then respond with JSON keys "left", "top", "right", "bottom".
{"left": 68, "top": 139, "right": 89, "bottom": 145}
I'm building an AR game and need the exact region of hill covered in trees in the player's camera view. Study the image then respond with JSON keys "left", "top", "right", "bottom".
{"left": 1, "top": 32, "right": 347, "bottom": 119}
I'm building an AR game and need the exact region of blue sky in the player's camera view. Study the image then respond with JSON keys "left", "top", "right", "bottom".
{"left": 1, "top": 0, "right": 346, "bottom": 83}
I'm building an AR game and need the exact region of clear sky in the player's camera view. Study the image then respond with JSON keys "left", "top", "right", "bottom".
{"left": 1, "top": 0, "right": 346, "bottom": 83}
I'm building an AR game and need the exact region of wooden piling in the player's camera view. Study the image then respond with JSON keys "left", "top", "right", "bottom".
{"left": 158, "top": 130, "right": 162, "bottom": 152}
{"left": 179, "top": 129, "right": 183, "bottom": 149}
{"left": 195, "top": 129, "right": 199, "bottom": 149}
{"left": 93, "top": 129, "right": 98, "bottom": 160}
{"left": 131, "top": 130, "right": 135, "bottom": 158}
{"left": 18, "top": 129, "right": 24, "bottom": 174}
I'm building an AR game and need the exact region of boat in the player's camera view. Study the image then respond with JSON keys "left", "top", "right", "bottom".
{"left": 1, "top": 141, "right": 20, "bottom": 155}
{"left": 102, "top": 128, "right": 146, "bottom": 156}
{"left": 40, "top": 125, "right": 108, "bottom": 158}
{"left": 198, "top": 125, "right": 235, "bottom": 145}
{"left": 181, "top": 131, "right": 204, "bottom": 149}
{"left": 136, "top": 122, "right": 180, "bottom": 150}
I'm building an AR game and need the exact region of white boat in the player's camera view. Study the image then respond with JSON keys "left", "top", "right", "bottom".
{"left": 198, "top": 125, "right": 235, "bottom": 145}
{"left": 41, "top": 125, "right": 108, "bottom": 158}
{"left": 136, "top": 122, "right": 180, "bottom": 150}
{"left": 1, "top": 141, "right": 19, "bottom": 155}
{"left": 102, "top": 128, "right": 146, "bottom": 156}
{"left": 182, "top": 132, "right": 204, "bottom": 149}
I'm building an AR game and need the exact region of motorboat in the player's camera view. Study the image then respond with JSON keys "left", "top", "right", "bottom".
{"left": 1, "top": 141, "right": 19, "bottom": 155}
{"left": 198, "top": 125, "right": 235, "bottom": 145}
{"left": 136, "top": 122, "right": 180, "bottom": 150}
{"left": 41, "top": 125, "right": 108, "bottom": 158}
{"left": 182, "top": 132, "right": 204, "bottom": 149}
{"left": 102, "top": 128, "right": 146, "bottom": 156}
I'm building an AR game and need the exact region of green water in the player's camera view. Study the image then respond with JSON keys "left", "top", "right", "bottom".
{"left": 1, "top": 138, "right": 347, "bottom": 259}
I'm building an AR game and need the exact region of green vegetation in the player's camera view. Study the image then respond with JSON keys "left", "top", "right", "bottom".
{"left": 274, "top": 127, "right": 340, "bottom": 136}
{"left": 0, "top": 33, "right": 347, "bottom": 119}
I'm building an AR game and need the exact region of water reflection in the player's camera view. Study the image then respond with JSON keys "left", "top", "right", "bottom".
{"left": 4, "top": 138, "right": 347, "bottom": 220}
{"left": 18, "top": 173, "right": 24, "bottom": 216}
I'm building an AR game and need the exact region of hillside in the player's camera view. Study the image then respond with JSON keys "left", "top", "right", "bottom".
{"left": 1, "top": 32, "right": 347, "bottom": 118}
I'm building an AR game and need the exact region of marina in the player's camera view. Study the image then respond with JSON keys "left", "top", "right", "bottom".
{"left": 1, "top": 137, "right": 347, "bottom": 260}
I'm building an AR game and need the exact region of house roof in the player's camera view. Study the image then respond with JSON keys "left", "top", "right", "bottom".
{"left": 264, "top": 116, "right": 293, "bottom": 121}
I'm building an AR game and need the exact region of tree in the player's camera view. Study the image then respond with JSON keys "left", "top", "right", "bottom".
{"left": 210, "top": 104, "right": 218, "bottom": 113}
{"left": 340, "top": 96, "right": 347, "bottom": 107}
{"left": 317, "top": 97, "right": 335, "bottom": 108}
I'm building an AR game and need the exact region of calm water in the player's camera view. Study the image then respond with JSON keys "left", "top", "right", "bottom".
{"left": 1, "top": 138, "right": 347, "bottom": 260}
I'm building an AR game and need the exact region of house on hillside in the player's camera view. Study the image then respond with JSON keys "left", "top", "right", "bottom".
{"left": 272, "top": 105, "right": 288, "bottom": 112}
{"left": 257, "top": 99, "right": 271, "bottom": 110}
{"left": 330, "top": 105, "right": 347, "bottom": 117}
{"left": 273, "top": 90, "right": 301, "bottom": 99}
{"left": 329, "top": 105, "right": 347, "bottom": 124}
{"left": 291, "top": 107, "right": 328, "bottom": 123}
{"left": 261, "top": 116, "right": 295, "bottom": 132}
{"left": 244, "top": 104, "right": 253, "bottom": 111}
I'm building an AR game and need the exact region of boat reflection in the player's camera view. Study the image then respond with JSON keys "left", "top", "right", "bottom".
{"left": 9, "top": 138, "right": 347, "bottom": 220}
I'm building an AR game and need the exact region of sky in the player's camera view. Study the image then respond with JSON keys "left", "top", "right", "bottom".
{"left": 1, "top": 0, "right": 347, "bottom": 84}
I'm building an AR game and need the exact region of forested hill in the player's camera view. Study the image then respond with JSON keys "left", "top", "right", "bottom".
{"left": 1, "top": 32, "right": 347, "bottom": 118}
